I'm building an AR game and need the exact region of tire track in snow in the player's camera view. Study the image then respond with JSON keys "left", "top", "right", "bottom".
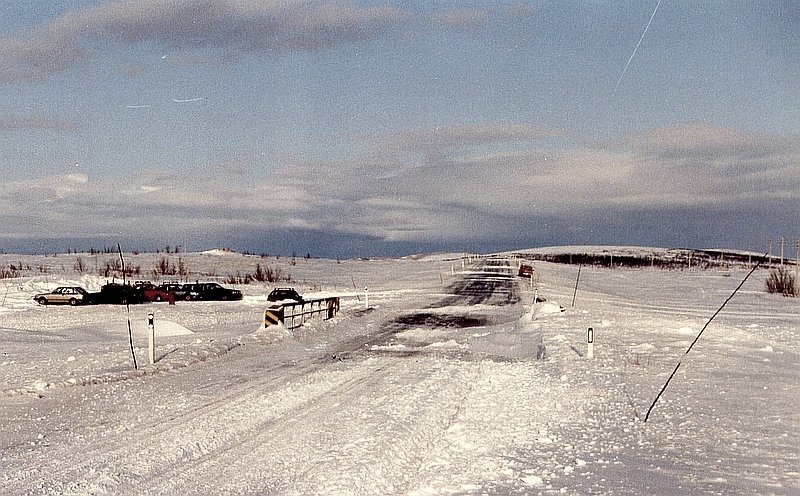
{"left": 128, "top": 356, "right": 408, "bottom": 495}
{"left": 2, "top": 348, "right": 394, "bottom": 494}
{"left": 132, "top": 357, "right": 485, "bottom": 495}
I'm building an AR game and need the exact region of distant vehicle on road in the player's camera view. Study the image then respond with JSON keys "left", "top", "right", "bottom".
{"left": 181, "top": 282, "right": 242, "bottom": 301}
{"left": 90, "top": 283, "right": 147, "bottom": 305}
{"left": 518, "top": 264, "right": 535, "bottom": 278}
{"left": 267, "top": 287, "right": 303, "bottom": 302}
{"left": 34, "top": 287, "right": 90, "bottom": 306}
{"left": 134, "top": 282, "right": 175, "bottom": 303}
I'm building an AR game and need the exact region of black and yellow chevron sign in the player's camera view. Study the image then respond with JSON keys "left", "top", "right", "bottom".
{"left": 264, "top": 307, "right": 284, "bottom": 327}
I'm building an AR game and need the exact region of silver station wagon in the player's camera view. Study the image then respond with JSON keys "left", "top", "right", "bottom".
{"left": 34, "top": 287, "right": 91, "bottom": 306}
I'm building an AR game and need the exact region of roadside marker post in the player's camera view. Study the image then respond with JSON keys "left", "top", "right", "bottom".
{"left": 365, "top": 287, "right": 369, "bottom": 309}
{"left": 148, "top": 312, "right": 155, "bottom": 365}
{"left": 531, "top": 288, "right": 539, "bottom": 321}
{"left": 587, "top": 327, "right": 594, "bottom": 360}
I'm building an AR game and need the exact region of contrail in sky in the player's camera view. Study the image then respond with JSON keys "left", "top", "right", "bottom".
{"left": 612, "top": 0, "right": 662, "bottom": 98}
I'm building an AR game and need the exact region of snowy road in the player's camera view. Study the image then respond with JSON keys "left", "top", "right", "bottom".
{"left": 433, "top": 258, "right": 519, "bottom": 308}
{"left": 1, "top": 250, "right": 798, "bottom": 495}
{"left": 2, "top": 347, "right": 485, "bottom": 494}
{"left": 2, "top": 256, "right": 554, "bottom": 495}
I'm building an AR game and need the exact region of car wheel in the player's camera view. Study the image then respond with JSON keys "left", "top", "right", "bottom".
{"left": 185, "top": 294, "right": 192, "bottom": 301}
{"left": 69, "top": 298, "right": 78, "bottom": 306}
{"left": 37, "top": 297, "right": 48, "bottom": 305}
{"left": 155, "top": 295, "right": 163, "bottom": 302}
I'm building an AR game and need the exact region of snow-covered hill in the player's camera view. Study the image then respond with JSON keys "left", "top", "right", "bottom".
{"left": 1, "top": 248, "right": 797, "bottom": 494}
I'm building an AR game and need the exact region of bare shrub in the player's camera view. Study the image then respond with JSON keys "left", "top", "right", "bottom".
{"left": 177, "top": 257, "right": 188, "bottom": 278}
{"left": 157, "top": 257, "right": 177, "bottom": 276}
{"left": 765, "top": 267, "right": 798, "bottom": 297}
{"left": 262, "top": 264, "right": 291, "bottom": 282}
{"left": 74, "top": 256, "right": 86, "bottom": 274}
{"left": 99, "top": 259, "right": 122, "bottom": 278}
{"left": 226, "top": 272, "right": 254, "bottom": 285}
{"left": 234, "top": 264, "right": 292, "bottom": 284}
{"left": 0, "top": 265, "right": 19, "bottom": 279}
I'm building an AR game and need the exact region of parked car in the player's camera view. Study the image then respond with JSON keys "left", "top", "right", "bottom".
{"left": 134, "top": 282, "right": 175, "bottom": 303}
{"left": 90, "top": 283, "right": 147, "bottom": 305}
{"left": 181, "top": 282, "right": 242, "bottom": 301}
{"left": 34, "top": 287, "right": 90, "bottom": 306}
{"left": 267, "top": 287, "right": 303, "bottom": 302}
{"left": 156, "top": 282, "right": 190, "bottom": 300}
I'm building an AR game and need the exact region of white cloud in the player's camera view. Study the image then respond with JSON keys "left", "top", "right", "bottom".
{"left": 1, "top": 123, "right": 797, "bottom": 246}
{"left": 0, "top": 0, "right": 411, "bottom": 82}
{"left": 384, "top": 124, "right": 562, "bottom": 154}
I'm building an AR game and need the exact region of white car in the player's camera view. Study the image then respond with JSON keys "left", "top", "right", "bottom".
{"left": 34, "top": 287, "right": 90, "bottom": 306}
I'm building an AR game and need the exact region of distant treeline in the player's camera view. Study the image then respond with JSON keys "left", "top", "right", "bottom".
{"left": 515, "top": 249, "right": 776, "bottom": 269}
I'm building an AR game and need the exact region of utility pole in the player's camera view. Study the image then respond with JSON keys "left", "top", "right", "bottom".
{"left": 780, "top": 237, "right": 786, "bottom": 265}
{"left": 795, "top": 238, "right": 799, "bottom": 285}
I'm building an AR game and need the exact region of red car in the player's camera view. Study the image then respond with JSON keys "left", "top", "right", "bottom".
{"left": 134, "top": 282, "right": 175, "bottom": 303}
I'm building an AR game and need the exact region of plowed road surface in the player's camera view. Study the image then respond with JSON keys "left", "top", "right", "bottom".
{"left": 3, "top": 259, "right": 565, "bottom": 495}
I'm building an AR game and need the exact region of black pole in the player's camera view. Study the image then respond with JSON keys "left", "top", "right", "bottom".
{"left": 644, "top": 255, "right": 766, "bottom": 422}
{"left": 572, "top": 263, "right": 582, "bottom": 307}
{"left": 118, "top": 243, "right": 137, "bottom": 369}
{"left": 126, "top": 303, "right": 138, "bottom": 370}
{"left": 117, "top": 243, "right": 126, "bottom": 286}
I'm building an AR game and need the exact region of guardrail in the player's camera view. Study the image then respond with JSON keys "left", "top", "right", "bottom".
{"left": 264, "top": 297, "right": 340, "bottom": 330}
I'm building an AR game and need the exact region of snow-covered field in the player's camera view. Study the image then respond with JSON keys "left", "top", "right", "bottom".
{"left": 0, "top": 249, "right": 798, "bottom": 495}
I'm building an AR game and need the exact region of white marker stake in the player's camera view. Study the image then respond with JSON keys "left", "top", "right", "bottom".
{"left": 587, "top": 327, "right": 594, "bottom": 360}
{"left": 148, "top": 312, "right": 155, "bottom": 365}
{"left": 365, "top": 287, "right": 369, "bottom": 309}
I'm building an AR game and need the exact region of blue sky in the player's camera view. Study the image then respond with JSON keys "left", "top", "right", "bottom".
{"left": 1, "top": 0, "right": 798, "bottom": 257}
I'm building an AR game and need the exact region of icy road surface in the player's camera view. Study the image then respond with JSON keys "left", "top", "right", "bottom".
{"left": 0, "top": 250, "right": 798, "bottom": 495}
